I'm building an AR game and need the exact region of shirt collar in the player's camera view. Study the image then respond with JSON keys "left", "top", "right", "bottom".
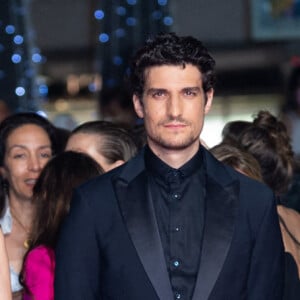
{"left": 144, "top": 144, "right": 204, "bottom": 183}
{"left": 0, "top": 196, "right": 12, "bottom": 235}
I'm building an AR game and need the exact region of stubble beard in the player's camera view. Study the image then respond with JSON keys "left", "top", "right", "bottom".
{"left": 147, "top": 130, "right": 199, "bottom": 151}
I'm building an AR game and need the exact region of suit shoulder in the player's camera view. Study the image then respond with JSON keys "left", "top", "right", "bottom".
{"left": 77, "top": 164, "right": 122, "bottom": 194}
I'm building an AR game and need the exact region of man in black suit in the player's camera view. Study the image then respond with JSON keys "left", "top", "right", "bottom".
{"left": 55, "top": 33, "right": 284, "bottom": 300}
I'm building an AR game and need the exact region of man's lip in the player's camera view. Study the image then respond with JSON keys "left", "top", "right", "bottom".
{"left": 164, "top": 123, "right": 187, "bottom": 128}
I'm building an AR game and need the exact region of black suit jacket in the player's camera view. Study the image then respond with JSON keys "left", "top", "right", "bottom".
{"left": 55, "top": 148, "right": 284, "bottom": 300}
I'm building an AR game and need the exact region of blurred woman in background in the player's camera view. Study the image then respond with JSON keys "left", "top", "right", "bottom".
{"left": 0, "top": 113, "right": 57, "bottom": 299}
{"left": 238, "top": 110, "right": 299, "bottom": 300}
{"left": 210, "top": 143, "right": 262, "bottom": 182}
{"left": 20, "top": 151, "right": 103, "bottom": 300}
{"left": 66, "top": 121, "right": 137, "bottom": 172}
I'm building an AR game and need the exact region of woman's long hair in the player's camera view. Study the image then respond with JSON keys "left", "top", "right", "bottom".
{"left": 20, "top": 151, "right": 103, "bottom": 293}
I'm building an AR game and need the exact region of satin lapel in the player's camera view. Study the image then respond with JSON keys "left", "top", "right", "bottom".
{"left": 192, "top": 175, "right": 239, "bottom": 300}
{"left": 114, "top": 172, "right": 173, "bottom": 300}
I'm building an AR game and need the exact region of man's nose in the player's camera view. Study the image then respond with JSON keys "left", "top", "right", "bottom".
{"left": 167, "top": 95, "right": 182, "bottom": 118}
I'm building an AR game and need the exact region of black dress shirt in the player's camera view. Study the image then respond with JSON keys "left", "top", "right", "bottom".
{"left": 145, "top": 145, "right": 206, "bottom": 300}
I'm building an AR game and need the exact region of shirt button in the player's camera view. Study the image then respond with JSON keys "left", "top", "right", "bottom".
{"left": 173, "top": 260, "right": 180, "bottom": 268}
{"left": 171, "top": 193, "right": 181, "bottom": 200}
{"left": 175, "top": 226, "right": 180, "bottom": 232}
{"left": 174, "top": 292, "right": 181, "bottom": 299}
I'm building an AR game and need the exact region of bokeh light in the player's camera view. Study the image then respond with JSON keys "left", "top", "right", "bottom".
{"left": 15, "top": 86, "right": 26, "bottom": 96}
{"left": 94, "top": 10, "right": 105, "bottom": 20}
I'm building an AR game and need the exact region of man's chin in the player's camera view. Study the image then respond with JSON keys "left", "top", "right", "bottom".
{"left": 152, "top": 138, "right": 199, "bottom": 151}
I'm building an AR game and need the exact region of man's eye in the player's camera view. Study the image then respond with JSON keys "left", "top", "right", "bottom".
{"left": 153, "top": 91, "right": 165, "bottom": 97}
{"left": 185, "top": 90, "right": 196, "bottom": 96}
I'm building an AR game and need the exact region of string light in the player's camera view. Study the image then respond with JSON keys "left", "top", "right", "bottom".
{"left": 94, "top": 10, "right": 105, "bottom": 20}
{"left": 163, "top": 16, "right": 173, "bottom": 26}
{"left": 0, "top": 1, "right": 42, "bottom": 112}
{"left": 116, "top": 6, "right": 127, "bottom": 16}
{"left": 99, "top": 33, "right": 109, "bottom": 43}
{"left": 13, "top": 35, "right": 24, "bottom": 45}
{"left": 158, "top": 0, "right": 168, "bottom": 6}
{"left": 5, "top": 25, "right": 15, "bottom": 34}
{"left": 95, "top": 2, "right": 172, "bottom": 87}
{"left": 15, "top": 86, "right": 26, "bottom": 96}
{"left": 126, "top": 17, "right": 137, "bottom": 26}
{"left": 127, "top": 0, "right": 137, "bottom": 5}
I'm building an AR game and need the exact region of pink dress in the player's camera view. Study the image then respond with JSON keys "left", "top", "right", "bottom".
{"left": 23, "top": 245, "right": 55, "bottom": 300}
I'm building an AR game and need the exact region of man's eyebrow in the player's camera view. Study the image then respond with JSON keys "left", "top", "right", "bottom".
{"left": 182, "top": 87, "right": 201, "bottom": 92}
{"left": 146, "top": 88, "right": 168, "bottom": 94}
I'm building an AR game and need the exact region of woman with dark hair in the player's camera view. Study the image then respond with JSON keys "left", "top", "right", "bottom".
{"left": 20, "top": 151, "right": 103, "bottom": 300}
{"left": 0, "top": 113, "right": 56, "bottom": 299}
{"left": 221, "top": 120, "right": 251, "bottom": 145}
{"left": 66, "top": 121, "right": 138, "bottom": 172}
{"left": 210, "top": 143, "right": 262, "bottom": 182}
{"left": 238, "top": 110, "right": 300, "bottom": 300}
{"left": 239, "top": 111, "right": 294, "bottom": 197}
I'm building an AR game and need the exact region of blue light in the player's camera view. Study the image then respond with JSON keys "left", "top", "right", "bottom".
{"left": 36, "top": 110, "right": 48, "bottom": 118}
{"left": 32, "top": 53, "right": 42, "bottom": 63}
{"left": 99, "top": 33, "right": 109, "bottom": 43}
{"left": 158, "top": 0, "right": 168, "bottom": 5}
{"left": 116, "top": 6, "right": 126, "bottom": 16}
{"left": 126, "top": 17, "right": 137, "bottom": 26}
{"left": 115, "top": 28, "right": 126, "bottom": 38}
{"left": 152, "top": 10, "right": 163, "bottom": 20}
{"left": 25, "top": 68, "right": 35, "bottom": 77}
{"left": 94, "top": 10, "right": 105, "bottom": 20}
{"left": 88, "top": 83, "right": 97, "bottom": 92}
{"left": 14, "top": 35, "right": 24, "bottom": 45}
{"left": 113, "top": 56, "right": 123, "bottom": 65}
{"left": 15, "top": 87, "right": 26, "bottom": 96}
{"left": 5, "top": 25, "right": 15, "bottom": 34}
{"left": 163, "top": 16, "right": 173, "bottom": 26}
{"left": 38, "top": 84, "right": 48, "bottom": 96}
{"left": 11, "top": 54, "right": 22, "bottom": 64}
{"left": 127, "top": 0, "right": 137, "bottom": 5}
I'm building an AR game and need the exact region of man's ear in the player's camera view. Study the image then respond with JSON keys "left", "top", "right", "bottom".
{"left": 133, "top": 94, "right": 144, "bottom": 119}
{"left": 204, "top": 88, "right": 214, "bottom": 115}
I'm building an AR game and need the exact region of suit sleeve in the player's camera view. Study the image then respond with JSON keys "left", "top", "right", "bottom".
{"left": 247, "top": 195, "right": 284, "bottom": 300}
{"left": 54, "top": 189, "right": 101, "bottom": 300}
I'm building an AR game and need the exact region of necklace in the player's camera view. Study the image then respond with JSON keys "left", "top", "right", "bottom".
{"left": 10, "top": 208, "right": 32, "bottom": 249}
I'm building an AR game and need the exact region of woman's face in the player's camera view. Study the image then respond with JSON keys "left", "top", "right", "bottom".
{"left": 0, "top": 124, "right": 52, "bottom": 202}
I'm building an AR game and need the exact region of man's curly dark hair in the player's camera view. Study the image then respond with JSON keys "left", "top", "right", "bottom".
{"left": 129, "top": 32, "right": 216, "bottom": 99}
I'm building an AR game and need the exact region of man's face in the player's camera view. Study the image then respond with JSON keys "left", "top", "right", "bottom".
{"left": 133, "top": 64, "right": 213, "bottom": 155}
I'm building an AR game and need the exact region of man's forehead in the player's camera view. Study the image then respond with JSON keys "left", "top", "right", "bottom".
{"left": 143, "top": 64, "right": 203, "bottom": 88}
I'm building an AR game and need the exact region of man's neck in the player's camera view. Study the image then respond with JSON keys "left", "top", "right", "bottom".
{"left": 148, "top": 141, "right": 201, "bottom": 169}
